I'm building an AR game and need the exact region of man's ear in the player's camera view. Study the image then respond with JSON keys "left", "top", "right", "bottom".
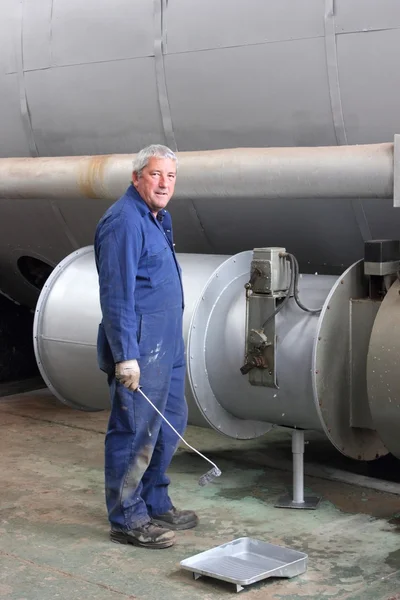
{"left": 132, "top": 171, "right": 139, "bottom": 188}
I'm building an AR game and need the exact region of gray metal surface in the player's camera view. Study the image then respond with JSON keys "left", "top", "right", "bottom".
{"left": 33, "top": 248, "right": 266, "bottom": 434}
{"left": 32, "top": 247, "right": 229, "bottom": 416}
{"left": 1, "top": 2, "right": 400, "bottom": 310}
{"left": 312, "top": 261, "right": 388, "bottom": 461}
{"left": 33, "top": 247, "right": 109, "bottom": 411}
{"left": 3, "top": 1, "right": 400, "bottom": 154}
{"left": 178, "top": 253, "right": 236, "bottom": 428}
{"left": 180, "top": 537, "right": 307, "bottom": 592}
{"left": 367, "top": 279, "right": 400, "bottom": 460}
{"left": 188, "top": 251, "right": 336, "bottom": 434}
{"left": 186, "top": 252, "right": 273, "bottom": 439}
{"left": 275, "top": 430, "right": 321, "bottom": 510}
{"left": 349, "top": 299, "right": 380, "bottom": 429}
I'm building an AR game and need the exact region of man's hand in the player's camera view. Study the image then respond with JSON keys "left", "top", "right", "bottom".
{"left": 115, "top": 360, "right": 140, "bottom": 391}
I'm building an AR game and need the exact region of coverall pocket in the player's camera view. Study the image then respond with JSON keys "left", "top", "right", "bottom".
{"left": 147, "top": 243, "right": 173, "bottom": 288}
{"left": 137, "top": 312, "right": 166, "bottom": 358}
{"left": 136, "top": 313, "right": 142, "bottom": 343}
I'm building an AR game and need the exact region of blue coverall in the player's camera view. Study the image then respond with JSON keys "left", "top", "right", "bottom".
{"left": 94, "top": 184, "right": 187, "bottom": 530}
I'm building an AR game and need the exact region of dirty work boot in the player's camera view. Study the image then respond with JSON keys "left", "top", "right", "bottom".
{"left": 152, "top": 507, "right": 199, "bottom": 530}
{"left": 110, "top": 521, "right": 175, "bottom": 549}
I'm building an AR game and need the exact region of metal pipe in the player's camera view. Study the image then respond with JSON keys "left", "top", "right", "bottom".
{"left": 0, "top": 143, "right": 394, "bottom": 201}
{"left": 275, "top": 429, "right": 321, "bottom": 509}
{"left": 292, "top": 430, "right": 305, "bottom": 504}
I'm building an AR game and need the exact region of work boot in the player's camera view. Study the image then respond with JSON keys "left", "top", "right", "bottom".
{"left": 152, "top": 506, "right": 199, "bottom": 530}
{"left": 110, "top": 521, "right": 175, "bottom": 549}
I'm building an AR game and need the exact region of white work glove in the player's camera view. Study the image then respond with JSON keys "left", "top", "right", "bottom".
{"left": 115, "top": 360, "right": 140, "bottom": 391}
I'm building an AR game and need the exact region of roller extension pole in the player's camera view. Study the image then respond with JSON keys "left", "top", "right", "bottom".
{"left": 275, "top": 429, "right": 321, "bottom": 510}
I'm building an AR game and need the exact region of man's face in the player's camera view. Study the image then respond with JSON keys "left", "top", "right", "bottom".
{"left": 132, "top": 157, "right": 177, "bottom": 215}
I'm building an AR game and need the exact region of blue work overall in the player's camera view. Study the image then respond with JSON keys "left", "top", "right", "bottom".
{"left": 94, "top": 185, "right": 187, "bottom": 530}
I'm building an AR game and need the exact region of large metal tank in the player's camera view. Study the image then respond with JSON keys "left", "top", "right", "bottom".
{"left": 2, "top": 1, "right": 400, "bottom": 310}
{"left": 2, "top": 2, "right": 400, "bottom": 457}
{"left": 33, "top": 246, "right": 388, "bottom": 461}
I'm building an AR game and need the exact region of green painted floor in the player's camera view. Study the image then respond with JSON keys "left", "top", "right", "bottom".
{"left": 0, "top": 389, "right": 399, "bottom": 599}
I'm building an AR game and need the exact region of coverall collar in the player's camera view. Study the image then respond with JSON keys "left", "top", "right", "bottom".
{"left": 126, "top": 184, "right": 167, "bottom": 221}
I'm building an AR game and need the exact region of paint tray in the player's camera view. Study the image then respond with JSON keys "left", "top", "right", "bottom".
{"left": 180, "top": 537, "right": 307, "bottom": 593}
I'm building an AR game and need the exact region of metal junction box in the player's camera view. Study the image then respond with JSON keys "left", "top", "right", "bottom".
{"left": 242, "top": 248, "right": 291, "bottom": 388}
{"left": 251, "top": 247, "right": 291, "bottom": 297}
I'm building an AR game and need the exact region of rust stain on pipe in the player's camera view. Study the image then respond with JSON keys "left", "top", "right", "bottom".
{"left": 78, "top": 155, "right": 112, "bottom": 199}
{"left": 0, "top": 142, "right": 395, "bottom": 200}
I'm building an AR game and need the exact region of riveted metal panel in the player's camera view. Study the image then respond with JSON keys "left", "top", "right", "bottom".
{"left": 165, "top": 37, "right": 337, "bottom": 151}
{"left": 1, "top": 0, "right": 400, "bottom": 308}
{"left": 0, "top": 0, "right": 18, "bottom": 74}
{"left": 50, "top": 0, "right": 154, "bottom": 66}
{"left": 337, "top": 29, "right": 400, "bottom": 144}
{"left": 335, "top": 0, "right": 400, "bottom": 34}
{"left": 22, "top": 0, "right": 53, "bottom": 71}
{"left": 0, "top": 73, "right": 31, "bottom": 157}
{"left": 166, "top": 0, "right": 324, "bottom": 54}
{"left": 24, "top": 59, "right": 164, "bottom": 156}
{"left": 313, "top": 261, "right": 388, "bottom": 460}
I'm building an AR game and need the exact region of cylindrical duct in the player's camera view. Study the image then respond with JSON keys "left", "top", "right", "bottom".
{"left": 33, "top": 247, "right": 388, "bottom": 458}
{"left": 33, "top": 246, "right": 272, "bottom": 438}
{"left": 0, "top": 143, "right": 394, "bottom": 201}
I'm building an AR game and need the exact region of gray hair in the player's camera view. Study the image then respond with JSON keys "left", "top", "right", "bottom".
{"left": 132, "top": 144, "right": 178, "bottom": 177}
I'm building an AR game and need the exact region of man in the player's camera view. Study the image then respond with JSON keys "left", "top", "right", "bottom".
{"left": 94, "top": 144, "right": 198, "bottom": 549}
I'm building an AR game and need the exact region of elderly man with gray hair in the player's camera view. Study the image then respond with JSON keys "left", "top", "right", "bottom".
{"left": 94, "top": 144, "right": 198, "bottom": 549}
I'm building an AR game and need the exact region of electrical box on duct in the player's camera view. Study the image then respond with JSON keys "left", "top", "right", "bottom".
{"left": 241, "top": 247, "right": 291, "bottom": 389}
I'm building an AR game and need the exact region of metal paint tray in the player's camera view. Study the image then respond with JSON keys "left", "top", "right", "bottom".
{"left": 180, "top": 537, "right": 307, "bottom": 593}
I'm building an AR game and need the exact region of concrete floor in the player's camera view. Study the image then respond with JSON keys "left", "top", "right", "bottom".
{"left": 0, "top": 389, "right": 399, "bottom": 600}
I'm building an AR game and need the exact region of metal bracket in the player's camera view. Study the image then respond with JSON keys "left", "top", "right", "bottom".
{"left": 244, "top": 294, "right": 278, "bottom": 388}
{"left": 394, "top": 134, "right": 400, "bottom": 208}
{"left": 241, "top": 248, "right": 292, "bottom": 388}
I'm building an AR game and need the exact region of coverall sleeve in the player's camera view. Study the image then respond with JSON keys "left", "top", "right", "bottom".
{"left": 97, "top": 218, "right": 143, "bottom": 363}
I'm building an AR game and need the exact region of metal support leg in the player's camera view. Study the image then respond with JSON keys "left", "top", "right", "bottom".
{"left": 275, "top": 429, "right": 321, "bottom": 510}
